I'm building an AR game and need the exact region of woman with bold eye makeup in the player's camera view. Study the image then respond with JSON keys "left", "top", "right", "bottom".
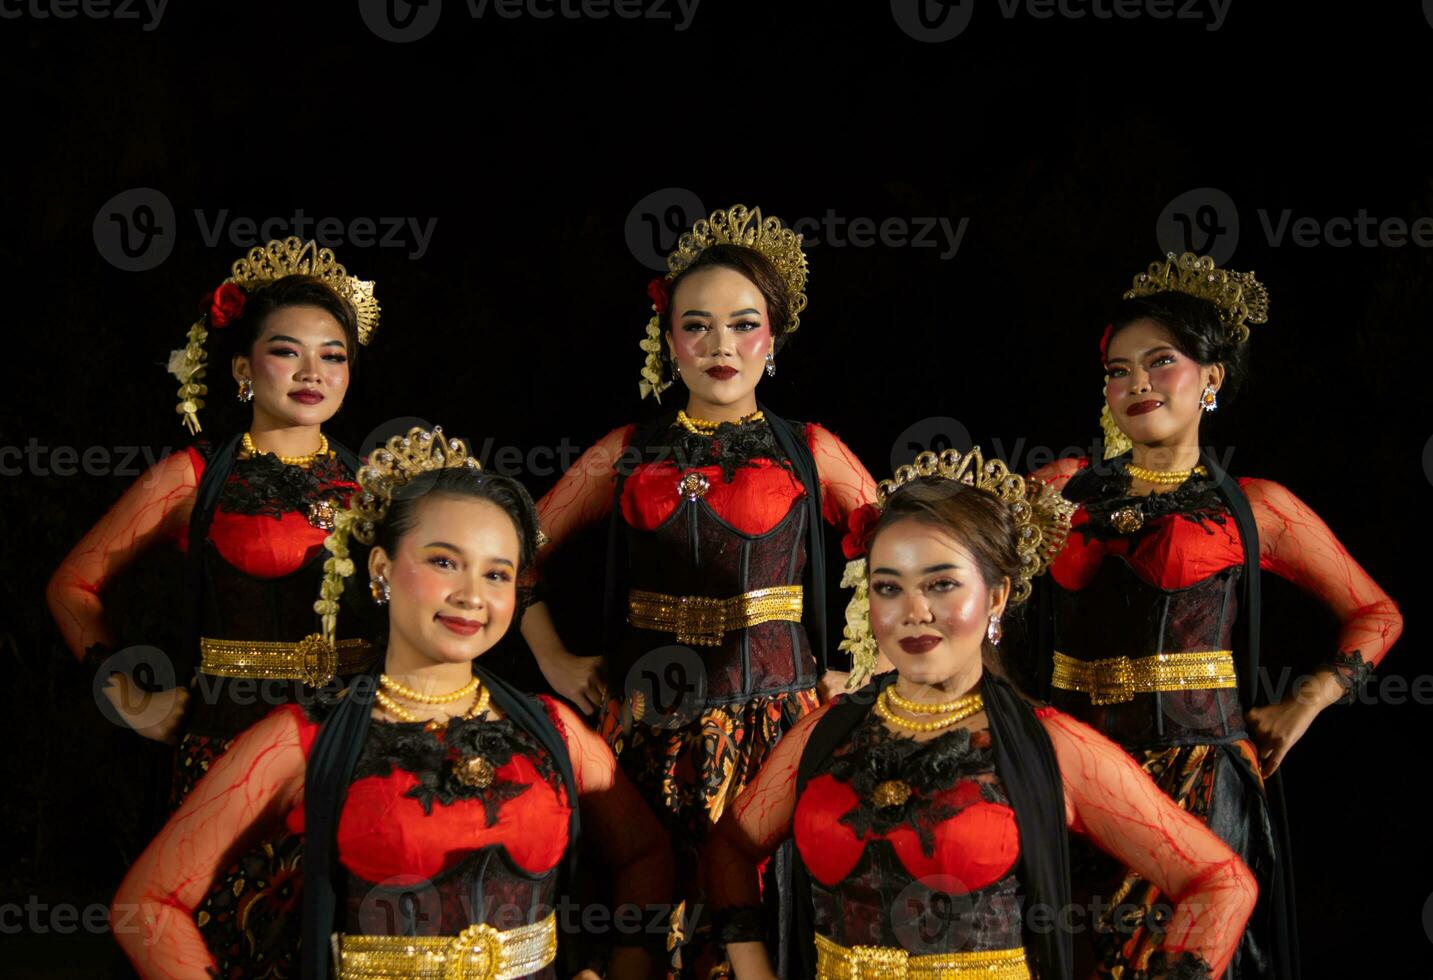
{"left": 47, "top": 238, "right": 381, "bottom": 975}
{"left": 518, "top": 205, "right": 880, "bottom": 973}
{"left": 1026, "top": 253, "right": 1403, "bottom": 978}
{"left": 111, "top": 428, "right": 674, "bottom": 980}
{"left": 705, "top": 452, "right": 1258, "bottom": 980}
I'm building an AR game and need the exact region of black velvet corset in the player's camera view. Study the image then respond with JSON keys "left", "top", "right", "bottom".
{"left": 1052, "top": 558, "right": 1247, "bottom": 749}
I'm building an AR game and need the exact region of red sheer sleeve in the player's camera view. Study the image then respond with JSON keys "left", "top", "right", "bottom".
{"left": 111, "top": 704, "right": 308, "bottom": 979}
{"left": 1242, "top": 478, "right": 1402, "bottom": 676}
{"left": 1040, "top": 708, "right": 1257, "bottom": 975}
{"left": 1028, "top": 456, "right": 1089, "bottom": 495}
{"left": 539, "top": 696, "right": 673, "bottom": 912}
{"left": 806, "top": 424, "right": 877, "bottom": 527}
{"left": 46, "top": 448, "right": 201, "bottom": 660}
{"left": 705, "top": 702, "right": 832, "bottom": 912}
{"left": 533, "top": 425, "right": 634, "bottom": 566}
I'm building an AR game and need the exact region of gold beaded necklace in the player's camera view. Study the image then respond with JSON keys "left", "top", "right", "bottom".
{"left": 874, "top": 688, "right": 985, "bottom": 733}
{"left": 676, "top": 409, "right": 765, "bottom": 436}
{"left": 375, "top": 674, "right": 490, "bottom": 730}
{"left": 884, "top": 686, "right": 984, "bottom": 716}
{"left": 1124, "top": 462, "right": 1207, "bottom": 486}
{"left": 242, "top": 431, "right": 330, "bottom": 466}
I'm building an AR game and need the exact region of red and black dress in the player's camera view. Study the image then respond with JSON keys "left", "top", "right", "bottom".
{"left": 1033, "top": 453, "right": 1402, "bottom": 978}
{"left": 535, "top": 408, "right": 875, "bottom": 968}
{"left": 51, "top": 433, "right": 371, "bottom": 977}
{"left": 111, "top": 668, "right": 673, "bottom": 980}
{"left": 707, "top": 673, "right": 1258, "bottom": 979}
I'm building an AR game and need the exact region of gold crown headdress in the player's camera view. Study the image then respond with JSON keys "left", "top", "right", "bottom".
{"left": 169, "top": 237, "right": 381, "bottom": 434}
{"left": 312, "top": 426, "right": 479, "bottom": 653}
{"left": 1098, "top": 251, "right": 1270, "bottom": 458}
{"left": 639, "top": 204, "right": 810, "bottom": 401}
{"left": 838, "top": 447, "right": 1074, "bottom": 690}
{"left": 1123, "top": 251, "right": 1269, "bottom": 345}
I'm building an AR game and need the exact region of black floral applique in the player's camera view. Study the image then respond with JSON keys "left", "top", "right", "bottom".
{"left": 662, "top": 418, "right": 795, "bottom": 483}
{"left": 218, "top": 451, "right": 352, "bottom": 520}
{"left": 355, "top": 716, "right": 559, "bottom": 824}
{"left": 824, "top": 717, "right": 1001, "bottom": 857}
{"left": 1079, "top": 468, "right": 1230, "bottom": 542}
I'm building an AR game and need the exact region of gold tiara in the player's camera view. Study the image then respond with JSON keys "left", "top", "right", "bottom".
{"left": 1124, "top": 251, "right": 1269, "bottom": 344}
{"left": 639, "top": 204, "right": 809, "bottom": 401}
{"left": 839, "top": 447, "right": 1074, "bottom": 689}
{"left": 313, "top": 426, "right": 479, "bottom": 649}
{"left": 169, "top": 237, "right": 380, "bottom": 434}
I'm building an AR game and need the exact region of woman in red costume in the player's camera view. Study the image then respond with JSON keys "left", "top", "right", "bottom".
{"left": 1029, "top": 252, "right": 1403, "bottom": 978}
{"left": 112, "top": 426, "right": 674, "bottom": 979}
{"left": 48, "top": 239, "right": 380, "bottom": 975}
{"left": 517, "top": 205, "right": 880, "bottom": 971}
{"left": 706, "top": 449, "right": 1258, "bottom": 980}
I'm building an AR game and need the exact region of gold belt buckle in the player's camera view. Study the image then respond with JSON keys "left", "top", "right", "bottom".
{"left": 1090, "top": 655, "right": 1135, "bottom": 705}
{"left": 296, "top": 633, "right": 338, "bottom": 687}
{"left": 675, "top": 594, "right": 725, "bottom": 647}
{"left": 445, "top": 923, "right": 501, "bottom": 980}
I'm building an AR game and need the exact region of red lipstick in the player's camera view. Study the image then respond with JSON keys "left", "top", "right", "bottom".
{"left": 705, "top": 366, "right": 737, "bottom": 380}
{"left": 436, "top": 614, "right": 482, "bottom": 636}
{"left": 290, "top": 390, "right": 324, "bottom": 405}
{"left": 1125, "top": 399, "right": 1162, "bottom": 416}
{"left": 898, "top": 635, "right": 942, "bottom": 654}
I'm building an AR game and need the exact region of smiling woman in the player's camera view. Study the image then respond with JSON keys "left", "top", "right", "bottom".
{"left": 109, "top": 427, "right": 675, "bottom": 980}
{"left": 706, "top": 454, "right": 1257, "bottom": 980}
{"left": 46, "top": 238, "right": 380, "bottom": 976}
{"left": 519, "top": 204, "right": 881, "bottom": 973}
{"left": 1026, "top": 252, "right": 1403, "bottom": 979}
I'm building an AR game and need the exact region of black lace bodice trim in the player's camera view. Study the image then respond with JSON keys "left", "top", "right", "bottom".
{"left": 1075, "top": 466, "right": 1229, "bottom": 541}
{"left": 1144, "top": 949, "right": 1215, "bottom": 980}
{"left": 353, "top": 715, "right": 561, "bottom": 822}
{"left": 217, "top": 450, "right": 353, "bottom": 520}
{"left": 658, "top": 417, "right": 795, "bottom": 483}
{"left": 822, "top": 715, "right": 1005, "bottom": 857}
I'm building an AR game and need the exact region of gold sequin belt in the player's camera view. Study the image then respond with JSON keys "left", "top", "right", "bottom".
{"left": 199, "top": 634, "right": 373, "bottom": 686}
{"left": 1051, "top": 650, "right": 1238, "bottom": 706}
{"left": 814, "top": 934, "right": 1031, "bottom": 980}
{"left": 627, "top": 585, "right": 803, "bottom": 647}
{"left": 336, "top": 911, "right": 557, "bottom": 979}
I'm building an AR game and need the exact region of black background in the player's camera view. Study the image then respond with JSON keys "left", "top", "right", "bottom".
{"left": 3, "top": 1, "right": 1431, "bottom": 975}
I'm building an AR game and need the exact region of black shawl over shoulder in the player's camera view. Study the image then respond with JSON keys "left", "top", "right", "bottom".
{"left": 791, "top": 672, "right": 1072, "bottom": 979}
{"left": 300, "top": 665, "right": 582, "bottom": 980}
